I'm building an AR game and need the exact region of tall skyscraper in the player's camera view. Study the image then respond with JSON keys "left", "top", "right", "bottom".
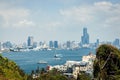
{"left": 81, "top": 27, "right": 89, "bottom": 45}
{"left": 49, "top": 41, "right": 53, "bottom": 48}
{"left": 54, "top": 41, "right": 58, "bottom": 48}
{"left": 27, "top": 36, "right": 34, "bottom": 47}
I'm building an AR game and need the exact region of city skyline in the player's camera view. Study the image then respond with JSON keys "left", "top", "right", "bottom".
{"left": 0, "top": 0, "right": 120, "bottom": 44}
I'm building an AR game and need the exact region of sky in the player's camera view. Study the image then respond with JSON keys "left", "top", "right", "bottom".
{"left": 0, "top": 0, "right": 120, "bottom": 44}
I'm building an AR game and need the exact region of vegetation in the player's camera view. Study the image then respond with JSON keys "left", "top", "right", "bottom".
{"left": 0, "top": 54, "right": 27, "bottom": 80}
{"left": 29, "top": 68, "right": 76, "bottom": 80}
{"left": 77, "top": 73, "right": 91, "bottom": 80}
{"left": 93, "top": 44, "right": 120, "bottom": 80}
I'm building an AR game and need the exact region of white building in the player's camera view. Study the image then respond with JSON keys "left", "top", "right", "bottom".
{"left": 49, "top": 53, "right": 96, "bottom": 79}
{"left": 72, "top": 62, "right": 88, "bottom": 79}
{"left": 49, "top": 65, "right": 68, "bottom": 72}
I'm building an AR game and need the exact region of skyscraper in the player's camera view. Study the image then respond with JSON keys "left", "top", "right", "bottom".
{"left": 54, "top": 41, "right": 58, "bottom": 48}
{"left": 27, "top": 36, "right": 34, "bottom": 47}
{"left": 81, "top": 28, "right": 89, "bottom": 45}
{"left": 66, "top": 41, "right": 71, "bottom": 48}
{"left": 49, "top": 41, "right": 53, "bottom": 48}
{"left": 95, "top": 39, "right": 99, "bottom": 47}
{"left": 113, "top": 38, "right": 119, "bottom": 47}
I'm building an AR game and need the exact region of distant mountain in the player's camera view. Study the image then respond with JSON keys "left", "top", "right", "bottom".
{"left": 0, "top": 54, "right": 27, "bottom": 80}
{"left": 93, "top": 44, "right": 120, "bottom": 80}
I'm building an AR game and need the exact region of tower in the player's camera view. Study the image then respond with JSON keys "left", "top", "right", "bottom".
{"left": 27, "top": 36, "right": 34, "bottom": 47}
{"left": 54, "top": 41, "right": 58, "bottom": 48}
{"left": 81, "top": 27, "right": 89, "bottom": 45}
{"left": 49, "top": 41, "right": 53, "bottom": 48}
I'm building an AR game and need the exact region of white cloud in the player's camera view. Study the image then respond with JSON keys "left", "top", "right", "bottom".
{"left": 59, "top": 1, "right": 120, "bottom": 28}
{"left": 94, "top": 1, "right": 112, "bottom": 8}
{"left": 0, "top": 1, "right": 33, "bottom": 28}
{"left": 13, "top": 20, "right": 35, "bottom": 28}
{"left": 93, "top": 2, "right": 120, "bottom": 28}
{"left": 60, "top": 6, "right": 93, "bottom": 24}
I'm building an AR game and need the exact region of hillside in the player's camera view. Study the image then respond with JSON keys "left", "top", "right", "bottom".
{"left": 0, "top": 54, "right": 27, "bottom": 80}
{"left": 93, "top": 44, "right": 120, "bottom": 80}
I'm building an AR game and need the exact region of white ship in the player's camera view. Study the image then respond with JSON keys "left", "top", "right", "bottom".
{"left": 37, "top": 60, "right": 47, "bottom": 64}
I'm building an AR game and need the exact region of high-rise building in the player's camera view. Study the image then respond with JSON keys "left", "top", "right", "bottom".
{"left": 2, "top": 41, "right": 12, "bottom": 49}
{"left": 81, "top": 27, "right": 89, "bottom": 45}
{"left": 54, "top": 41, "right": 58, "bottom": 48}
{"left": 66, "top": 41, "right": 71, "bottom": 48}
{"left": 113, "top": 38, "right": 119, "bottom": 47}
{"left": 39, "top": 41, "right": 43, "bottom": 46}
{"left": 49, "top": 41, "right": 53, "bottom": 48}
{"left": 96, "top": 39, "right": 99, "bottom": 45}
{"left": 27, "top": 36, "right": 34, "bottom": 47}
{"left": 95, "top": 39, "right": 99, "bottom": 47}
{"left": 33, "top": 42, "right": 37, "bottom": 48}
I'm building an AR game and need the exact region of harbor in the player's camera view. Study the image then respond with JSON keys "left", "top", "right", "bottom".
{"left": 2, "top": 48, "right": 95, "bottom": 74}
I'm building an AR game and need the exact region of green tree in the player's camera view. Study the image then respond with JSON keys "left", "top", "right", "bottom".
{"left": 93, "top": 44, "right": 120, "bottom": 80}
{"left": 0, "top": 54, "right": 27, "bottom": 80}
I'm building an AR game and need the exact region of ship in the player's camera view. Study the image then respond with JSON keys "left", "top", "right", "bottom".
{"left": 54, "top": 54, "right": 62, "bottom": 60}
{"left": 37, "top": 60, "right": 47, "bottom": 64}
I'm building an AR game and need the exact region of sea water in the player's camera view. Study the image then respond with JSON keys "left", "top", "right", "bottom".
{"left": 2, "top": 48, "right": 95, "bottom": 74}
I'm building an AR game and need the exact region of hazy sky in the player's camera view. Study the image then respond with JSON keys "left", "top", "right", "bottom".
{"left": 0, "top": 0, "right": 120, "bottom": 44}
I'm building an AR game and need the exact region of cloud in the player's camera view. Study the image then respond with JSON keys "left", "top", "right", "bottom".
{"left": 13, "top": 20, "right": 35, "bottom": 28}
{"left": 0, "top": 1, "right": 33, "bottom": 28}
{"left": 59, "top": 1, "right": 120, "bottom": 29}
{"left": 93, "top": 1, "right": 120, "bottom": 28}
{"left": 94, "top": 1, "right": 112, "bottom": 8}
{"left": 60, "top": 6, "right": 93, "bottom": 24}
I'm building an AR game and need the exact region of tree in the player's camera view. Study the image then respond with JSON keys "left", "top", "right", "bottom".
{"left": 77, "top": 73, "right": 91, "bottom": 80}
{"left": 93, "top": 44, "right": 120, "bottom": 80}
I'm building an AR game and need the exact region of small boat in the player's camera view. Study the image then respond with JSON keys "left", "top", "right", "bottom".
{"left": 54, "top": 57, "right": 61, "bottom": 60}
{"left": 54, "top": 54, "right": 62, "bottom": 60}
{"left": 37, "top": 60, "right": 47, "bottom": 64}
{"left": 54, "top": 54, "right": 62, "bottom": 58}
{"left": 54, "top": 54, "right": 58, "bottom": 58}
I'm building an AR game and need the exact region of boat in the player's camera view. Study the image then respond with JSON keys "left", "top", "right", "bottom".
{"left": 54, "top": 54, "right": 62, "bottom": 58}
{"left": 54, "top": 57, "right": 61, "bottom": 60}
{"left": 54, "top": 54, "right": 59, "bottom": 58}
{"left": 54, "top": 54, "right": 62, "bottom": 60}
{"left": 37, "top": 60, "right": 47, "bottom": 64}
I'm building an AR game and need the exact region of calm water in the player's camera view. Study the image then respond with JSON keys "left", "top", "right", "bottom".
{"left": 2, "top": 48, "right": 95, "bottom": 74}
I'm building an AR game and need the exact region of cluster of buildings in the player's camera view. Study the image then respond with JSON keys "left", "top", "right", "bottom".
{"left": 0, "top": 28, "right": 120, "bottom": 52}
{"left": 47, "top": 53, "right": 96, "bottom": 79}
